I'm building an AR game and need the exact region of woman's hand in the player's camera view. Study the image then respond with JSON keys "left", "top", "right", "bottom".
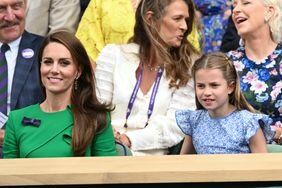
{"left": 0, "top": 129, "right": 4, "bottom": 146}
{"left": 271, "top": 122, "right": 282, "bottom": 144}
{"left": 119, "top": 134, "right": 131, "bottom": 148}
{"left": 113, "top": 128, "right": 131, "bottom": 148}
{"left": 113, "top": 128, "right": 120, "bottom": 140}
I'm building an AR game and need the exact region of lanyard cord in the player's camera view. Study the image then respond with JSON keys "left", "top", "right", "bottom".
{"left": 124, "top": 63, "right": 163, "bottom": 128}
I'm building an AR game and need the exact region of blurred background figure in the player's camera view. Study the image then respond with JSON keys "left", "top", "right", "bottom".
{"left": 220, "top": 12, "right": 240, "bottom": 52}
{"left": 25, "top": 0, "right": 80, "bottom": 36}
{"left": 194, "top": 0, "right": 232, "bottom": 53}
{"left": 79, "top": 0, "right": 91, "bottom": 20}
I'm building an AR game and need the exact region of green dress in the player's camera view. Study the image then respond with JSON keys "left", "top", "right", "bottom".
{"left": 3, "top": 104, "right": 116, "bottom": 158}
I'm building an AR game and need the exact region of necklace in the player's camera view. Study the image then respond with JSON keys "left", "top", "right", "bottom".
{"left": 146, "top": 64, "right": 161, "bottom": 72}
{"left": 124, "top": 63, "right": 164, "bottom": 129}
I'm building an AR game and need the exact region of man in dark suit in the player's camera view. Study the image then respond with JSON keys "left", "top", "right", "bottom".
{"left": 0, "top": 0, "right": 43, "bottom": 157}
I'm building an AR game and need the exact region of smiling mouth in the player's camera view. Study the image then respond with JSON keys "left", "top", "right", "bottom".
{"left": 235, "top": 17, "right": 247, "bottom": 25}
{"left": 0, "top": 22, "right": 18, "bottom": 29}
{"left": 48, "top": 77, "right": 62, "bottom": 81}
{"left": 203, "top": 99, "right": 214, "bottom": 102}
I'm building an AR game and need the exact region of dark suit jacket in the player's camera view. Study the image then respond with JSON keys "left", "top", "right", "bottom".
{"left": 220, "top": 14, "right": 240, "bottom": 53}
{"left": 10, "top": 31, "right": 44, "bottom": 111}
{"left": 0, "top": 31, "right": 44, "bottom": 158}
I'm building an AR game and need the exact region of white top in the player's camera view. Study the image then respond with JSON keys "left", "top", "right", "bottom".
{"left": 95, "top": 43, "right": 196, "bottom": 155}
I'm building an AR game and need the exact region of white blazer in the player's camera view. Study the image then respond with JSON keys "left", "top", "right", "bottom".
{"left": 95, "top": 43, "right": 197, "bottom": 155}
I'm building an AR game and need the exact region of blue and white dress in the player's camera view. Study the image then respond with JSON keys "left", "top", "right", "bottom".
{"left": 175, "top": 109, "right": 274, "bottom": 154}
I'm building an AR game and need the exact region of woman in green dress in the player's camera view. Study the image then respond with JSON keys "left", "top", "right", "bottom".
{"left": 3, "top": 31, "right": 117, "bottom": 158}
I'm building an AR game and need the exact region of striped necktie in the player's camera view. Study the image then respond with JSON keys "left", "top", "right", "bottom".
{"left": 0, "top": 44, "right": 10, "bottom": 115}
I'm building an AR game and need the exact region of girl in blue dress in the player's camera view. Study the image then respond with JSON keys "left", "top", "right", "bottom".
{"left": 176, "top": 52, "right": 274, "bottom": 154}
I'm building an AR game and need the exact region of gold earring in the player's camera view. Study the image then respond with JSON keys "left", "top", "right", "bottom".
{"left": 74, "top": 79, "right": 78, "bottom": 91}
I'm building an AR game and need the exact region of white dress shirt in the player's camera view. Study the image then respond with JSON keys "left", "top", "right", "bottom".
{"left": 0, "top": 37, "right": 21, "bottom": 114}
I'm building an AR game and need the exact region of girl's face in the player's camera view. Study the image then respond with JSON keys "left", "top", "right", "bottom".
{"left": 158, "top": 0, "right": 189, "bottom": 48}
{"left": 40, "top": 42, "right": 80, "bottom": 97}
{"left": 195, "top": 68, "right": 235, "bottom": 117}
{"left": 232, "top": 0, "right": 272, "bottom": 39}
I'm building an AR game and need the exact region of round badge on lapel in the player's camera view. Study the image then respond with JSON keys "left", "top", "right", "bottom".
{"left": 22, "top": 48, "right": 34, "bottom": 59}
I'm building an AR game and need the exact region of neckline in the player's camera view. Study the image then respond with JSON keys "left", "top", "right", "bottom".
{"left": 207, "top": 108, "right": 238, "bottom": 120}
{"left": 241, "top": 43, "right": 280, "bottom": 64}
{"left": 38, "top": 103, "right": 71, "bottom": 114}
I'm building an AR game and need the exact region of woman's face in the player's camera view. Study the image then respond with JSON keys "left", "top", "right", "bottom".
{"left": 232, "top": 0, "right": 271, "bottom": 38}
{"left": 40, "top": 42, "right": 80, "bottom": 97}
{"left": 158, "top": 0, "right": 189, "bottom": 48}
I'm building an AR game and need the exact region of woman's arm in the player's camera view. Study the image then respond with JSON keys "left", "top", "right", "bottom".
{"left": 126, "top": 80, "right": 196, "bottom": 151}
{"left": 3, "top": 113, "right": 19, "bottom": 158}
{"left": 92, "top": 113, "right": 117, "bottom": 156}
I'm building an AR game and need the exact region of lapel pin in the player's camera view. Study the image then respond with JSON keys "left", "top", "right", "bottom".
{"left": 22, "top": 117, "right": 41, "bottom": 127}
{"left": 22, "top": 48, "right": 34, "bottom": 59}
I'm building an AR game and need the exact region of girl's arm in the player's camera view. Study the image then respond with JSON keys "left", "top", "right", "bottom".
{"left": 180, "top": 135, "right": 196, "bottom": 154}
{"left": 249, "top": 128, "right": 268, "bottom": 153}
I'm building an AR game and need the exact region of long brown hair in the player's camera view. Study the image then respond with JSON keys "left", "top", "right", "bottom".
{"left": 192, "top": 52, "right": 256, "bottom": 112}
{"left": 38, "top": 31, "right": 112, "bottom": 156}
{"left": 130, "top": 0, "right": 199, "bottom": 88}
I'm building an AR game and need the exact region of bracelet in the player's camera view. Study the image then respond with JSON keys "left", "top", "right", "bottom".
{"left": 127, "top": 135, "right": 132, "bottom": 148}
{"left": 278, "top": 133, "right": 282, "bottom": 145}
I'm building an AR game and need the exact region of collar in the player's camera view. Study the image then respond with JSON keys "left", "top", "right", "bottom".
{"left": 120, "top": 43, "right": 139, "bottom": 53}
{"left": 0, "top": 36, "right": 22, "bottom": 54}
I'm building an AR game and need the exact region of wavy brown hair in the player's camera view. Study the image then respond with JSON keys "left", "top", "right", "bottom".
{"left": 38, "top": 31, "right": 112, "bottom": 156}
{"left": 192, "top": 52, "right": 256, "bottom": 112}
{"left": 130, "top": 0, "right": 199, "bottom": 88}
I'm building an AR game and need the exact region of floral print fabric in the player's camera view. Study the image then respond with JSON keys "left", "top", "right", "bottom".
{"left": 194, "top": 0, "right": 232, "bottom": 53}
{"left": 175, "top": 109, "right": 274, "bottom": 154}
{"left": 227, "top": 43, "right": 282, "bottom": 125}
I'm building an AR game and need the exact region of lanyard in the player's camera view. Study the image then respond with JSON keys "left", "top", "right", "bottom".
{"left": 124, "top": 64, "right": 163, "bottom": 128}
